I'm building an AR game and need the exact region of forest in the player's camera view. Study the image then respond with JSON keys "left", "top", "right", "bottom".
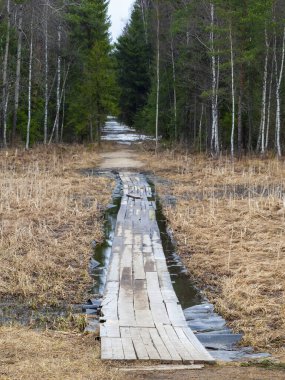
{"left": 1, "top": 0, "right": 285, "bottom": 156}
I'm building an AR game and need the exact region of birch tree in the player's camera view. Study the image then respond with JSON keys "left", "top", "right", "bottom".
{"left": 12, "top": 3, "right": 23, "bottom": 144}
{"left": 210, "top": 2, "right": 219, "bottom": 155}
{"left": 155, "top": 1, "right": 160, "bottom": 152}
{"left": 26, "top": 13, "right": 34, "bottom": 150}
{"left": 273, "top": 25, "right": 285, "bottom": 157}
{"left": 2, "top": 0, "right": 11, "bottom": 147}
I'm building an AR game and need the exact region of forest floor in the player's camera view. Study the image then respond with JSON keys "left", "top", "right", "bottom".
{"left": 1, "top": 144, "right": 285, "bottom": 379}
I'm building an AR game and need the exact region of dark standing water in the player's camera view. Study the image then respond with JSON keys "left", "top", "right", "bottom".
{"left": 85, "top": 119, "right": 270, "bottom": 361}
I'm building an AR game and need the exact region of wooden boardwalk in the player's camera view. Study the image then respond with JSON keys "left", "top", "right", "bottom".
{"left": 100, "top": 173, "right": 214, "bottom": 363}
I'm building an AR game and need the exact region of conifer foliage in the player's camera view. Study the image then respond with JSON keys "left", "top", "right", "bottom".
{"left": 115, "top": 0, "right": 285, "bottom": 156}
{"left": 0, "top": 0, "right": 115, "bottom": 146}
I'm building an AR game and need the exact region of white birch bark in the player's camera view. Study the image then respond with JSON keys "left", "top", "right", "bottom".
{"left": 210, "top": 3, "right": 219, "bottom": 154}
{"left": 12, "top": 4, "right": 23, "bottom": 143}
{"left": 26, "top": 15, "right": 34, "bottom": 150}
{"left": 230, "top": 25, "right": 235, "bottom": 158}
{"left": 55, "top": 24, "right": 62, "bottom": 143}
{"left": 48, "top": 64, "right": 70, "bottom": 144}
{"left": 265, "top": 61, "right": 273, "bottom": 150}
{"left": 44, "top": 0, "right": 49, "bottom": 144}
{"left": 259, "top": 27, "right": 269, "bottom": 155}
{"left": 274, "top": 26, "right": 285, "bottom": 157}
{"left": 2, "top": 0, "right": 11, "bottom": 147}
{"left": 155, "top": 3, "right": 160, "bottom": 152}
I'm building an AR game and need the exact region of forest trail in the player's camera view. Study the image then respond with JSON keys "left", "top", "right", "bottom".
{"left": 99, "top": 169, "right": 214, "bottom": 362}
{"left": 99, "top": 149, "right": 143, "bottom": 170}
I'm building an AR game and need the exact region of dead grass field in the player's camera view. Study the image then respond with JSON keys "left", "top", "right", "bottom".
{"left": 0, "top": 326, "right": 121, "bottom": 380}
{"left": 140, "top": 150, "right": 285, "bottom": 358}
{"left": 0, "top": 145, "right": 113, "bottom": 308}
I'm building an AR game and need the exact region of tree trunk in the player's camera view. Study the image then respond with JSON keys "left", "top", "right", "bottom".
{"left": 258, "top": 26, "right": 269, "bottom": 155}
{"left": 44, "top": 0, "right": 49, "bottom": 144}
{"left": 12, "top": 4, "right": 23, "bottom": 144}
{"left": 170, "top": 33, "right": 177, "bottom": 141}
{"left": 210, "top": 3, "right": 219, "bottom": 155}
{"left": 230, "top": 25, "right": 235, "bottom": 158}
{"left": 2, "top": 0, "right": 11, "bottom": 147}
{"left": 274, "top": 26, "right": 285, "bottom": 157}
{"left": 199, "top": 104, "right": 204, "bottom": 153}
{"left": 26, "top": 15, "right": 34, "bottom": 150}
{"left": 55, "top": 24, "right": 62, "bottom": 144}
{"left": 48, "top": 64, "right": 70, "bottom": 144}
{"left": 265, "top": 59, "right": 273, "bottom": 150}
{"left": 155, "top": 2, "right": 160, "bottom": 153}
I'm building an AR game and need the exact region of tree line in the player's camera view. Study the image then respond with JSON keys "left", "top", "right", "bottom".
{"left": 0, "top": 0, "right": 116, "bottom": 148}
{"left": 115, "top": 0, "right": 285, "bottom": 156}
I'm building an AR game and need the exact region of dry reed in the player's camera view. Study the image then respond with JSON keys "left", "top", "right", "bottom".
{"left": 0, "top": 145, "right": 113, "bottom": 307}
{"left": 141, "top": 151, "right": 285, "bottom": 357}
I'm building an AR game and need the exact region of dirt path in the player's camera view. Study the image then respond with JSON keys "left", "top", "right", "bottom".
{"left": 99, "top": 149, "right": 143, "bottom": 169}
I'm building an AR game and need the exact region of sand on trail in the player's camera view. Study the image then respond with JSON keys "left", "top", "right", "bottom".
{"left": 99, "top": 148, "right": 143, "bottom": 170}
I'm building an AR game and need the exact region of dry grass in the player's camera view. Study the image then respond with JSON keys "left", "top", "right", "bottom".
{"left": 0, "top": 145, "right": 113, "bottom": 307}
{"left": 0, "top": 326, "right": 121, "bottom": 380}
{"left": 140, "top": 151, "right": 285, "bottom": 357}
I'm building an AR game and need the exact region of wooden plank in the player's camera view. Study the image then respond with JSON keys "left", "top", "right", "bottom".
{"left": 122, "top": 337, "right": 137, "bottom": 360}
{"left": 165, "top": 302, "right": 188, "bottom": 327}
{"left": 174, "top": 327, "right": 210, "bottom": 362}
{"left": 182, "top": 328, "right": 215, "bottom": 362}
{"left": 156, "top": 324, "right": 182, "bottom": 362}
{"left": 101, "top": 337, "right": 113, "bottom": 360}
{"left": 108, "top": 253, "right": 120, "bottom": 282}
{"left": 139, "top": 328, "right": 160, "bottom": 360}
{"left": 149, "top": 301, "right": 170, "bottom": 325}
{"left": 111, "top": 338, "right": 125, "bottom": 360}
{"left": 101, "top": 172, "right": 214, "bottom": 364}
{"left": 149, "top": 328, "right": 172, "bottom": 361}
{"left": 133, "top": 250, "right": 146, "bottom": 280}
{"left": 119, "top": 365, "right": 204, "bottom": 372}
{"left": 163, "top": 325, "right": 194, "bottom": 362}
{"left": 100, "top": 321, "right": 120, "bottom": 338}
{"left": 130, "top": 328, "right": 149, "bottom": 360}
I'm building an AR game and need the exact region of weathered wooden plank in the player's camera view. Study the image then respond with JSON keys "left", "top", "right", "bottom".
{"left": 100, "top": 172, "right": 214, "bottom": 363}
{"left": 100, "top": 321, "right": 120, "bottom": 338}
{"left": 101, "top": 337, "right": 113, "bottom": 360}
{"left": 111, "top": 338, "right": 125, "bottom": 360}
{"left": 174, "top": 327, "right": 210, "bottom": 362}
{"left": 130, "top": 328, "right": 149, "bottom": 360}
{"left": 165, "top": 302, "right": 188, "bottom": 327}
{"left": 163, "top": 325, "right": 194, "bottom": 362}
{"left": 150, "top": 301, "right": 170, "bottom": 325}
{"left": 156, "top": 324, "right": 182, "bottom": 362}
{"left": 182, "top": 328, "right": 215, "bottom": 362}
{"left": 122, "top": 337, "right": 137, "bottom": 360}
{"left": 133, "top": 250, "right": 146, "bottom": 280}
{"left": 139, "top": 328, "right": 160, "bottom": 360}
{"left": 149, "top": 328, "right": 172, "bottom": 361}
